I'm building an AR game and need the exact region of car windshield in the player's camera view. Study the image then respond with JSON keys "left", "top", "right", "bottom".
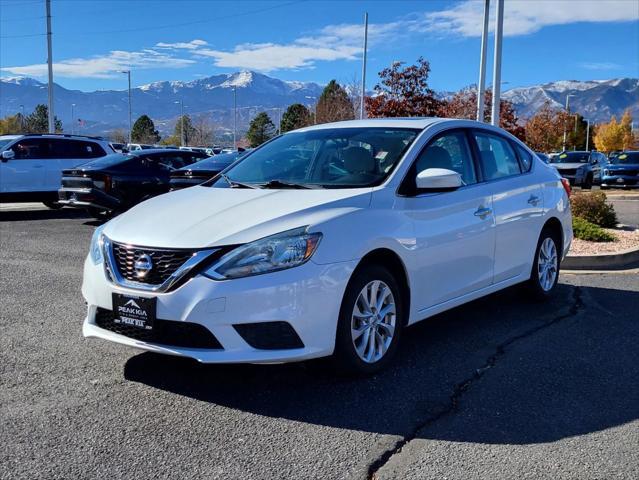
{"left": 0, "top": 138, "right": 15, "bottom": 149}
{"left": 550, "top": 152, "right": 590, "bottom": 163}
{"left": 212, "top": 127, "right": 419, "bottom": 189}
{"left": 610, "top": 152, "right": 639, "bottom": 164}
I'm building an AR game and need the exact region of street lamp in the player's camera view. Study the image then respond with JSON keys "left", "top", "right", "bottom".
{"left": 232, "top": 87, "right": 237, "bottom": 149}
{"left": 19, "top": 104, "right": 24, "bottom": 131}
{"left": 174, "top": 100, "right": 185, "bottom": 146}
{"left": 119, "top": 70, "right": 132, "bottom": 145}
{"left": 71, "top": 103, "right": 76, "bottom": 135}
{"left": 562, "top": 94, "right": 575, "bottom": 151}
{"left": 585, "top": 118, "right": 591, "bottom": 151}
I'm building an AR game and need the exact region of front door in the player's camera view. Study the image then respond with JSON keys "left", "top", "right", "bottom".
{"left": 397, "top": 129, "right": 495, "bottom": 311}
{"left": 0, "top": 138, "right": 48, "bottom": 193}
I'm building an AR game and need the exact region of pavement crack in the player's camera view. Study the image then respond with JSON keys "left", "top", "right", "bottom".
{"left": 366, "top": 286, "right": 584, "bottom": 480}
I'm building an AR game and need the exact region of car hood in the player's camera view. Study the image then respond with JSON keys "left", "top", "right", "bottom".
{"left": 104, "top": 186, "right": 372, "bottom": 248}
{"left": 550, "top": 163, "right": 587, "bottom": 170}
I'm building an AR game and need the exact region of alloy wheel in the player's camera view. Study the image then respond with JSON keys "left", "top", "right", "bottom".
{"left": 351, "top": 280, "right": 397, "bottom": 363}
{"left": 537, "top": 237, "right": 558, "bottom": 292}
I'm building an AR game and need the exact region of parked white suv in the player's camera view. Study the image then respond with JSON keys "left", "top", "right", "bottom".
{"left": 0, "top": 134, "right": 114, "bottom": 207}
{"left": 82, "top": 118, "right": 572, "bottom": 374}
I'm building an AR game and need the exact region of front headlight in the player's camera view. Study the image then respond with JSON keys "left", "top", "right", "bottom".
{"left": 603, "top": 169, "right": 610, "bottom": 176}
{"left": 90, "top": 224, "right": 106, "bottom": 264}
{"left": 204, "top": 227, "right": 322, "bottom": 280}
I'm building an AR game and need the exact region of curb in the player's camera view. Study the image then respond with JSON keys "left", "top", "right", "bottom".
{"left": 606, "top": 195, "right": 639, "bottom": 201}
{"left": 563, "top": 246, "right": 639, "bottom": 271}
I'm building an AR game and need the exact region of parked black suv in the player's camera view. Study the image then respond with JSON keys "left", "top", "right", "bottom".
{"left": 58, "top": 149, "right": 207, "bottom": 218}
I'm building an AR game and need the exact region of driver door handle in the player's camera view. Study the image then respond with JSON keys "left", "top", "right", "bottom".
{"left": 474, "top": 206, "right": 492, "bottom": 219}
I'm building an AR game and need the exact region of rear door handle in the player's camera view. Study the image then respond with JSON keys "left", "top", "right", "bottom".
{"left": 528, "top": 195, "right": 541, "bottom": 206}
{"left": 474, "top": 206, "right": 492, "bottom": 219}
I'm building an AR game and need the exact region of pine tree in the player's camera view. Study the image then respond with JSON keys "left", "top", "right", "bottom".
{"left": 24, "top": 104, "right": 62, "bottom": 133}
{"left": 246, "top": 112, "right": 276, "bottom": 147}
{"left": 280, "top": 104, "right": 312, "bottom": 133}
{"left": 173, "top": 115, "right": 196, "bottom": 146}
{"left": 315, "top": 80, "right": 354, "bottom": 124}
{"left": 131, "top": 115, "right": 160, "bottom": 144}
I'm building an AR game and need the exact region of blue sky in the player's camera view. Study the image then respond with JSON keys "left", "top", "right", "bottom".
{"left": 1, "top": 0, "right": 638, "bottom": 92}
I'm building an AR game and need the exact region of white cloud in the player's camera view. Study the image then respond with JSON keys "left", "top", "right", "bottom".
{"left": 579, "top": 61, "right": 623, "bottom": 70}
{"left": 422, "top": 0, "right": 639, "bottom": 37}
{"left": 155, "top": 39, "right": 208, "bottom": 50}
{"left": 2, "top": 49, "right": 195, "bottom": 79}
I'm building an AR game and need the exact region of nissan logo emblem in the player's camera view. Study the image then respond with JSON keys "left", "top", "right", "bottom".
{"left": 134, "top": 254, "right": 153, "bottom": 278}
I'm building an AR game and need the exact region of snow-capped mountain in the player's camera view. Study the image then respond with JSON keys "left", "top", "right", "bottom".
{"left": 1, "top": 73, "right": 637, "bottom": 136}
{"left": 0, "top": 71, "right": 323, "bottom": 135}
{"left": 502, "top": 78, "right": 639, "bottom": 122}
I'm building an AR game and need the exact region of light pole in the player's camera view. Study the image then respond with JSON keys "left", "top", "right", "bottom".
{"left": 71, "top": 103, "right": 75, "bottom": 135}
{"left": 476, "top": 0, "right": 490, "bottom": 122}
{"left": 232, "top": 87, "right": 237, "bottom": 149}
{"left": 585, "top": 119, "right": 590, "bottom": 151}
{"left": 174, "top": 100, "right": 185, "bottom": 146}
{"left": 562, "top": 94, "right": 575, "bottom": 151}
{"left": 119, "top": 70, "right": 132, "bottom": 145}
{"left": 19, "top": 104, "right": 24, "bottom": 131}
{"left": 360, "top": 12, "right": 368, "bottom": 119}
{"left": 490, "top": 0, "right": 504, "bottom": 127}
{"left": 45, "top": 0, "right": 55, "bottom": 133}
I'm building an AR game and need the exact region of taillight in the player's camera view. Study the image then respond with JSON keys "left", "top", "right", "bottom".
{"left": 560, "top": 178, "right": 571, "bottom": 198}
{"left": 92, "top": 174, "right": 111, "bottom": 192}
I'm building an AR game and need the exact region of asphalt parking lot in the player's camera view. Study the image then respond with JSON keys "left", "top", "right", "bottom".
{"left": 1, "top": 207, "right": 638, "bottom": 480}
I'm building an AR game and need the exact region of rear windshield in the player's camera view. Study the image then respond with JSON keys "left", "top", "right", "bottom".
{"left": 79, "top": 153, "right": 133, "bottom": 168}
{"left": 610, "top": 152, "right": 639, "bottom": 164}
{"left": 551, "top": 152, "right": 590, "bottom": 163}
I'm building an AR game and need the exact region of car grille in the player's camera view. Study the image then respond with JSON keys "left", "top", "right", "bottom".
{"left": 557, "top": 168, "right": 577, "bottom": 176}
{"left": 609, "top": 169, "right": 638, "bottom": 176}
{"left": 111, "top": 241, "right": 196, "bottom": 285}
{"left": 95, "top": 308, "right": 223, "bottom": 349}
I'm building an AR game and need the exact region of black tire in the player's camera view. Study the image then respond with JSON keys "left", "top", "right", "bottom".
{"left": 525, "top": 228, "right": 561, "bottom": 301}
{"left": 582, "top": 175, "right": 593, "bottom": 190}
{"left": 332, "top": 264, "right": 405, "bottom": 375}
{"left": 43, "top": 201, "right": 62, "bottom": 210}
{"left": 601, "top": 185, "right": 609, "bottom": 190}
{"left": 85, "top": 206, "right": 111, "bottom": 220}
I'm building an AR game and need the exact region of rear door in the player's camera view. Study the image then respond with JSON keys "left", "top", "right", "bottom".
{"left": 1, "top": 138, "right": 49, "bottom": 193}
{"left": 46, "top": 139, "right": 107, "bottom": 190}
{"left": 397, "top": 129, "right": 495, "bottom": 310}
{"left": 471, "top": 130, "right": 544, "bottom": 283}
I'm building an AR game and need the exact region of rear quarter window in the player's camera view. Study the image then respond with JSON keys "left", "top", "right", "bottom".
{"left": 514, "top": 144, "right": 533, "bottom": 172}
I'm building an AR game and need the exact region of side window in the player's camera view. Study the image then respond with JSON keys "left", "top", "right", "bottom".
{"left": 414, "top": 130, "right": 477, "bottom": 185}
{"left": 156, "top": 155, "right": 187, "bottom": 171}
{"left": 49, "top": 139, "right": 75, "bottom": 159}
{"left": 11, "top": 139, "right": 50, "bottom": 159}
{"left": 473, "top": 132, "right": 521, "bottom": 180}
{"left": 514, "top": 144, "right": 533, "bottom": 172}
{"left": 81, "top": 141, "right": 106, "bottom": 158}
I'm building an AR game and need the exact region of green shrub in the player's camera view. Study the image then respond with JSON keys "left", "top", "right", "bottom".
{"left": 573, "top": 216, "right": 615, "bottom": 242}
{"left": 570, "top": 191, "right": 617, "bottom": 228}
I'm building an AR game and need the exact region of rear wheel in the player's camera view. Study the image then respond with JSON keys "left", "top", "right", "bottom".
{"left": 525, "top": 229, "right": 560, "bottom": 300}
{"left": 43, "top": 201, "right": 62, "bottom": 210}
{"left": 333, "top": 264, "right": 405, "bottom": 375}
{"left": 86, "top": 206, "right": 111, "bottom": 220}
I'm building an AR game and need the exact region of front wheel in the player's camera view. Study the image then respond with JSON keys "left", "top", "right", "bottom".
{"left": 525, "top": 230, "right": 560, "bottom": 300}
{"left": 333, "top": 264, "right": 405, "bottom": 375}
{"left": 582, "top": 175, "right": 593, "bottom": 190}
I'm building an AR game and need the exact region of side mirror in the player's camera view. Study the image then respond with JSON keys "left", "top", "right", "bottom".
{"left": 416, "top": 168, "right": 463, "bottom": 191}
{"left": 1, "top": 150, "right": 15, "bottom": 162}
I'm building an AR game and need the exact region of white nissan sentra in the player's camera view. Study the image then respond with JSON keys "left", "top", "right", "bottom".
{"left": 82, "top": 118, "right": 572, "bottom": 374}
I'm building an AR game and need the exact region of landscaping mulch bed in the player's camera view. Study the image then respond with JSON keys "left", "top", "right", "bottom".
{"left": 569, "top": 226, "right": 639, "bottom": 255}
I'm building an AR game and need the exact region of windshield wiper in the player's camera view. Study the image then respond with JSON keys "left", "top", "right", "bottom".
{"left": 220, "top": 173, "right": 258, "bottom": 189}
{"left": 260, "top": 179, "right": 316, "bottom": 189}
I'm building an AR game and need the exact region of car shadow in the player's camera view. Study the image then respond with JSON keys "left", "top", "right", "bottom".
{"left": 123, "top": 283, "right": 639, "bottom": 445}
{"left": 0, "top": 208, "right": 89, "bottom": 222}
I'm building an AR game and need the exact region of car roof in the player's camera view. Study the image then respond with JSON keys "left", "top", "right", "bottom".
{"left": 296, "top": 117, "right": 445, "bottom": 132}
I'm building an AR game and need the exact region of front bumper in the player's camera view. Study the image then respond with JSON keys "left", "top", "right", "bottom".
{"left": 58, "top": 187, "right": 121, "bottom": 210}
{"left": 82, "top": 254, "right": 356, "bottom": 363}
{"left": 601, "top": 175, "right": 638, "bottom": 187}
